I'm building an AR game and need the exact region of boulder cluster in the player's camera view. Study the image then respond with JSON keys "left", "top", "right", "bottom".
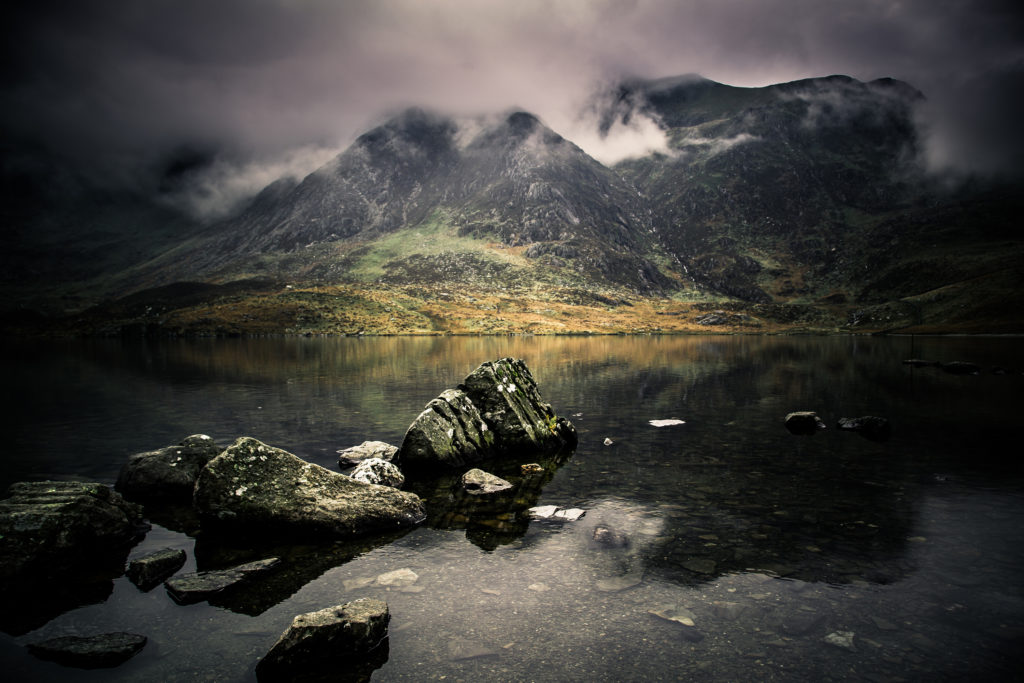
{"left": 0, "top": 357, "right": 575, "bottom": 674}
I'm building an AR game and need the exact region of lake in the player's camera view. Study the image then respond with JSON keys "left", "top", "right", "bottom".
{"left": 2, "top": 335, "right": 1023, "bottom": 681}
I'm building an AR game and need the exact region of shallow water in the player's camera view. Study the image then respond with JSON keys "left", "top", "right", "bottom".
{"left": 2, "top": 335, "right": 1023, "bottom": 681}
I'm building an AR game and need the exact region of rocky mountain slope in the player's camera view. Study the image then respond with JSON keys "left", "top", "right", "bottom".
{"left": 5, "top": 74, "right": 1023, "bottom": 335}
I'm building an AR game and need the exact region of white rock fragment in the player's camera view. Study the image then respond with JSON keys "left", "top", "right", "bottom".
{"left": 824, "top": 631, "right": 857, "bottom": 651}
{"left": 649, "top": 419, "right": 686, "bottom": 427}
{"left": 553, "top": 508, "right": 586, "bottom": 521}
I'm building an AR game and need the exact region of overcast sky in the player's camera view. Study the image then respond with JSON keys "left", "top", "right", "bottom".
{"left": 3, "top": 0, "right": 1022, "bottom": 216}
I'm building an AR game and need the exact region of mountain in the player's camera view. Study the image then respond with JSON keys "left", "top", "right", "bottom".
{"left": 5, "top": 75, "right": 1023, "bottom": 335}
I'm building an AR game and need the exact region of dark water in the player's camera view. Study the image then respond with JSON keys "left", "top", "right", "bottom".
{"left": 2, "top": 335, "right": 1023, "bottom": 681}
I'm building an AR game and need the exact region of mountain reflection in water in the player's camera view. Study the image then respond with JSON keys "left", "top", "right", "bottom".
{"left": 1, "top": 335, "right": 1022, "bottom": 681}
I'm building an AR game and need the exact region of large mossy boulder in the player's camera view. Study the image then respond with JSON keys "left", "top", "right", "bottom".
{"left": 398, "top": 358, "right": 576, "bottom": 470}
{"left": 0, "top": 481, "right": 148, "bottom": 590}
{"left": 193, "top": 437, "right": 426, "bottom": 539}
{"left": 115, "top": 434, "right": 222, "bottom": 502}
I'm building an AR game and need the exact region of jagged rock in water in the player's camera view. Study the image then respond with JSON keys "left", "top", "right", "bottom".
{"left": 164, "top": 557, "right": 280, "bottom": 604}
{"left": 27, "top": 632, "right": 147, "bottom": 669}
{"left": 350, "top": 458, "right": 405, "bottom": 488}
{"left": 0, "top": 481, "right": 148, "bottom": 591}
{"left": 337, "top": 440, "right": 399, "bottom": 468}
{"left": 460, "top": 468, "right": 513, "bottom": 496}
{"left": 115, "top": 434, "right": 222, "bottom": 502}
{"left": 397, "top": 358, "right": 576, "bottom": 470}
{"left": 126, "top": 547, "right": 187, "bottom": 591}
{"left": 193, "top": 437, "right": 426, "bottom": 539}
{"left": 784, "top": 411, "right": 827, "bottom": 435}
{"left": 837, "top": 415, "right": 891, "bottom": 441}
{"left": 256, "top": 598, "right": 390, "bottom": 681}
{"left": 397, "top": 388, "right": 495, "bottom": 469}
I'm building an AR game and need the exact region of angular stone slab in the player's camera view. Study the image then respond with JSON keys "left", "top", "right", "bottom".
{"left": 256, "top": 598, "right": 390, "bottom": 679}
{"left": 27, "top": 632, "right": 147, "bottom": 668}
{"left": 165, "top": 557, "right": 280, "bottom": 604}
{"left": 116, "top": 434, "right": 222, "bottom": 502}
{"left": 193, "top": 437, "right": 426, "bottom": 538}
{"left": 127, "top": 547, "right": 187, "bottom": 591}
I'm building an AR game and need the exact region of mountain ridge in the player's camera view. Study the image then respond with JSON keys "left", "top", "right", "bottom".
{"left": 4, "top": 73, "right": 1022, "bottom": 336}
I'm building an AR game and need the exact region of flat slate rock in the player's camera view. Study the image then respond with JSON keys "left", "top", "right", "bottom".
{"left": 127, "top": 547, "right": 187, "bottom": 591}
{"left": 27, "top": 632, "right": 147, "bottom": 668}
{"left": 165, "top": 557, "right": 280, "bottom": 604}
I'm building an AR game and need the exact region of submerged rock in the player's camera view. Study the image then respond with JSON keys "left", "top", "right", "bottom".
{"left": 942, "top": 361, "right": 982, "bottom": 375}
{"left": 115, "top": 434, "right": 222, "bottom": 502}
{"left": 0, "top": 481, "right": 148, "bottom": 590}
{"left": 338, "top": 441, "right": 398, "bottom": 468}
{"left": 126, "top": 547, "right": 187, "bottom": 591}
{"left": 256, "top": 598, "right": 390, "bottom": 680}
{"left": 193, "top": 437, "right": 426, "bottom": 539}
{"left": 350, "top": 458, "right": 405, "bottom": 488}
{"left": 27, "top": 632, "right": 147, "bottom": 669}
{"left": 461, "top": 468, "right": 513, "bottom": 496}
{"left": 591, "top": 524, "right": 630, "bottom": 549}
{"left": 165, "top": 557, "right": 280, "bottom": 604}
{"left": 837, "top": 416, "right": 891, "bottom": 441}
{"left": 784, "top": 411, "right": 827, "bottom": 435}
{"left": 397, "top": 358, "right": 576, "bottom": 470}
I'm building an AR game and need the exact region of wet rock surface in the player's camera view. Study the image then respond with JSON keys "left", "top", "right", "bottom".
{"left": 193, "top": 437, "right": 426, "bottom": 538}
{"left": 26, "top": 632, "right": 147, "bottom": 669}
{"left": 115, "top": 434, "right": 222, "bottom": 502}
{"left": 256, "top": 598, "right": 390, "bottom": 681}
{"left": 337, "top": 440, "right": 399, "bottom": 468}
{"left": 461, "top": 468, "right": 513, "bottom": 495}
{"left": 398, "top": 358, "right": 576, "bottom": 469}
{"left": 350, "top": 458, "right": 405, "bottom": 488}
{"left": 164, "top": 557, "right": 281, "bottom": 604}
{"left": 0, "top": 481, "right": 148, "bottom": 591}
{"left": 126, "top": 547, "right": 187, "bottom": 591}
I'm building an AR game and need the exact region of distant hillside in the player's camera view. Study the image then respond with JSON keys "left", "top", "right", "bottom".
{"left": 4, "top": 74, "right": 1022, "bottom": 336}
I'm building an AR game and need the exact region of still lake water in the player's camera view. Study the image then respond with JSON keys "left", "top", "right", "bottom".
{"left": 2, "top": 335, "right": 1023, "bottom": 681}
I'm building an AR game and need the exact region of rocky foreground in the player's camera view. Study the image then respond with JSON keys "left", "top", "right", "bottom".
{"left": 0, "top": 357, "right": 577, "bottom": 674}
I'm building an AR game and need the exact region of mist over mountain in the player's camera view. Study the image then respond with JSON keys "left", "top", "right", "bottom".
{"left": 4, "top": 73, "right": 1022, "bottom": 335}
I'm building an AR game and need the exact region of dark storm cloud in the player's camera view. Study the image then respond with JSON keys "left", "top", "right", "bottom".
{"left": 3, "top": 0, "right": 1022, "bottom": 216}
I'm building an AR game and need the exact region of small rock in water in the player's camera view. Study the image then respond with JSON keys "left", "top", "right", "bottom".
{"left": 824, "top": 630, "right": 857, "bottom": 651}
{"left": 682, "top": 557, "right": 717, "bottom": 575}
{"left": 349, "top": 458, "right": 405, "bottom": 488}
{"left": 595, "top": 573, "right": 644, "bottom": 592}
{"left": 461, "top": 468, "right": 513, "bottom": 495}
{"left": 836, "top": 416, "right": 891, "bottom": 441}
{"left": 649, "top": 606, "right": 704, "bottom": 642}
{"left": 376, "top": 568, "right": 418, "bottom": 587}
{"left": 553, "top": 508, "right": 586, "bottom": 521}
{"left": 521, "top": 463, "right": 544, "bottom": 475}
{"left": 603, "top": 437, "right": 614, "bottom": 446}
{"left": 343, "top": 576, "right": 376, "bottom": 591}
{"left": 784, "top": 411, "right": 827, "bottom": 435}
{"left": 591, "top": 524, "right": 630, "bottom": 549}
{"left": 527, "top": 582, "right": 550, "bottom": 592}
{"left": 528, "top": 505, "right": 558, "bottom": 519}
{"left": 448, "top": 638, "right": 500, "bottom": 661}
{"left": 337, "top": 441, "right": 398, "bottom": 468}
{"left": 649, "top": 419, "right": 686, "bottom": 427}
{"left": 164, "top": 557, "right": 280, "bottom": 604}
{"left": 126, "top": 547, "right": 187, "bottom": 591}
{"left": 27, "top": 632, "right": 147, "bottom": 669}
{"left": 942, "top": 361, "right": 982, "bottom": 375}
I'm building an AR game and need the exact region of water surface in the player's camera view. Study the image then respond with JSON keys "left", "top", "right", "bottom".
{"left": 2, "top": 335, "right": 1022, "bottom": 681}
